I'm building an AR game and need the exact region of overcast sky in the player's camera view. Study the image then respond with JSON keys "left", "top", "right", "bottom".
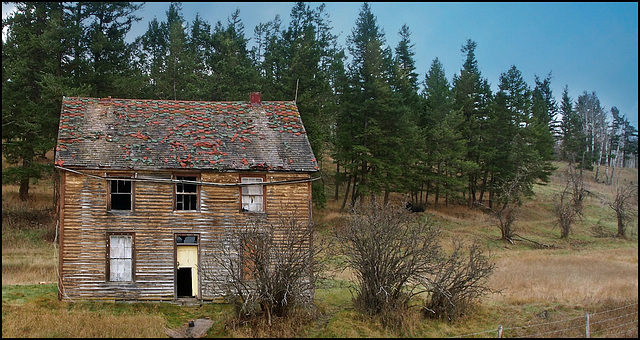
{"left": 3, "top": 2, "right": 638, "bottom": 128}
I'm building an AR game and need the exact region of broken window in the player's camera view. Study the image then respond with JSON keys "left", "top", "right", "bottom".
{"left": 241, "top": 176, "right": 264, "bottom": 212}
{"left": 108, "top": 233, "right": 133, "bottom": 282}
{"left": 176, "top": 235, "right": 198, "bottom": 244}
{"left": 109, "top": 179, "right": 132, "bottom": 210}
{"left": 175, "top": 175, "right": 198, "bottom": 210}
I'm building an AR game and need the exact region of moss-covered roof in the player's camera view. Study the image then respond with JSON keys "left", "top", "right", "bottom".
{"left": 54, "top": 97, "right": 318, "bottom": 172}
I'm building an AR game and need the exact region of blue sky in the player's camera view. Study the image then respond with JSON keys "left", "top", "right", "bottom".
{"left": 3, "top": 2, "right": 638, "bottom": 128}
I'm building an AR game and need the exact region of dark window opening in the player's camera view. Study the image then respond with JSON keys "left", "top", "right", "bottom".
{"left": 110, "top": 180, "right": 132, "bottom": 210}
{"left": 176, "top": 176, "right": 198, "bottom": 210}
{"left": 176, "top": 235, "right": 198, "bottom": 244}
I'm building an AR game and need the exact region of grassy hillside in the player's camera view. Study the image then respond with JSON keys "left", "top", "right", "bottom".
{"left": 2, "top": 160, "right": 637, "bottom": 337}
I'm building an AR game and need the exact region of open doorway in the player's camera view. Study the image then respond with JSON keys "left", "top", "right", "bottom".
{"left": 175, "top": 234, "right": 199, "bottom": 298}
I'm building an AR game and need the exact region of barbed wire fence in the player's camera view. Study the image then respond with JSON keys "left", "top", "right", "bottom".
{"left": 448, "top": 302, "right": 637, "bottom": 338}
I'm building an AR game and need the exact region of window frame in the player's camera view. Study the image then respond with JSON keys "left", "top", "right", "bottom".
{"left": 106, "top": 232, "right": 135, "bottom": 282}
{"left": 173, "top": 173, "right": 200, "bottom": 211}
{"left": 239, "top": 174, "right": 266, "bottom": 213}
{"left": 107, "top": 175, "right": 134, "bottom": 211}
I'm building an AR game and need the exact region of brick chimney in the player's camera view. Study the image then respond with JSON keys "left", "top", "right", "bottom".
{"left": 250, "top": 92, "right": 261, "bottom": 106}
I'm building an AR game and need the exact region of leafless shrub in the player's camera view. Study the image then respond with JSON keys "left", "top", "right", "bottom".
{"left": 332, "top": 200, "right": 442, "bottom": 320}
{"left": 200, "top": 212, "right": 324, "bottom": 326}
{"left": 420, "top": 241, "right": 497, "bottom": 322}
{"left": 476, "top": 171, "right": 530, "bottom": 243}
{"left": 554, "top": 163, "right": 588, "bottom": 238}
{"left": 606, "top": 182, "right": 638, "bottom": 237}
{"left": 333, "top": 200, "right": 498, "bottom": 326}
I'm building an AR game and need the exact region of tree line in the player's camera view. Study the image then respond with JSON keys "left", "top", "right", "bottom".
{"left": 3, "top": 2, "right": 638, "bottom": 205}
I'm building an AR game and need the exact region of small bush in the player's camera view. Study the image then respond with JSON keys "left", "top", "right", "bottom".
{"left": 421, "top": 241, "right": 497, "bottom": 322}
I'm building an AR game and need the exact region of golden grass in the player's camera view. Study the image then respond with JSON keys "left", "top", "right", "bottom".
{"left": 2, "top": 245, "right": 58, "bottom": 285}
{"left": 1, "top": 303, "right": 168, "bottom": 338}
{"left": 488, "top": 247, "right": 638, "bottom": 306}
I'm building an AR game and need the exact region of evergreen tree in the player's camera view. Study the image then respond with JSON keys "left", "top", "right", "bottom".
{"left": 486, "top": 65, "right": 547, "bottom": 209}
{"left": 184, "top": 13, "right": 214, "bottom": 100}
{"left": 531, "top": 73, "right": 559, "bottom": 161}
{"left": 2, "top": 2, "right": 67, "bottom": 200}
{"left": 452, "top": 39, "right": 492, "bottom": 206}
{"left": 388, "top": 24, "right": 422, "bottom": 203}
{"left": 135, "top": 2, "right": 193, "bottom": 100}
{"left": 210, "top": 9, "right": 259, "bottom": 100}
{"left": 83, "top": 2, "right": 142, "bottom": 97}
{"left": 559, "top": 85, "right": 588, "bottom": 165}
{"left": 421, "top": 58, "right": 471, "bottom": 209}
{"left": 621, "top": 119, "right": 638, "bottom": 168}
{"left": 336, "top": 2, "right": 410, "bottom": 206}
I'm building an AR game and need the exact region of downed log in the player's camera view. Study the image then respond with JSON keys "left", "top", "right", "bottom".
{"left": 512, "top": 233, "right": 553, "bottom": 249}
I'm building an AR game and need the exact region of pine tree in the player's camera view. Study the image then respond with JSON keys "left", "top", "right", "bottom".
{"left": 210, "top": 9, "right": 259, "bottom": 100}
{"left": 83, "top": 2, "right": 142, "bottom": 97}
{"left": 422, "top": 58, "right": 471, "bottom": 209}
{"left": 336, "top": 2, "right": 411, "bottom": 206}
{"left": 531, "top": 73, "right": 559, "bottom": 161}
{"left": 559, "top": 85, "right": 588, "bottom": 165}
{"left": 2, "top": 2, "right": 67, "bottom": 200}
{"left": 452, "top": 39, "right": 492, "bottom": 206}
{"left": 184, "top": 13, "right": 214, "bottom": 100}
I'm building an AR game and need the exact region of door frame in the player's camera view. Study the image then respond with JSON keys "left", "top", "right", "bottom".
{"left": 174, "top": 233, "right": 200, "bottom": 299}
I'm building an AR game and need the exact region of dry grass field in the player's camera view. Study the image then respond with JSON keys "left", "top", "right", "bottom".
{"left": 2, "top": 160, "right": 637, "bottom": 337}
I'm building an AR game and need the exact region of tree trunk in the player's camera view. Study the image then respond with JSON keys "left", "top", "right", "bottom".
{"left": 616, "top": 210, "right": 625, "bottom": 237}
{"left": 340, "top": 173, "right": 352, "bottom": 212}
{"left": 334, "top": 161, "right": 340, "bottom": 201}
{"left": 19, "top": 153, "right": 34, "bottom": 201}
{"left": 434, "top": 162, "right": 441, "bottom": 211}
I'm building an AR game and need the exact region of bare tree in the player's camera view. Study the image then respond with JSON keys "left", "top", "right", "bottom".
{"left": 332, "top": 200, "right": 442, "bottom": 318}
{"left": 421, "top": 241, "right": 497, "bottom": 322}
{"left": 554, "top": 162, "right": 588, "bottom": 238}
{"left": 606, "top": 182, "right": 638, "bottom": 237}
{"left": 476, "top": 169, "right": 532, "bottom": 243}
{"left": 199, "top": 211, "right": 323, "bottom": 325}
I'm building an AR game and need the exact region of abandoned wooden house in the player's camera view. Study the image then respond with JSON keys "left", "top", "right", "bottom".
{"left": 54, "top": 93, "right": 318, "bottom": 302}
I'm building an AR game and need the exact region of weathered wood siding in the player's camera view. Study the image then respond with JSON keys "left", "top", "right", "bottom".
{"left": 59, "top": 169, "right": 313, "bottom": 301}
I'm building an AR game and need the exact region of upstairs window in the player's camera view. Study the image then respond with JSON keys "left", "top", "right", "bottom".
{"left": 241, "top": 176, "right": 264, "bottom": 212}
{"left": 109, "top": 179, "right": 132, "bottom": 210}
{"left": 175, "top": 175, "right": 199, "bottom": 211}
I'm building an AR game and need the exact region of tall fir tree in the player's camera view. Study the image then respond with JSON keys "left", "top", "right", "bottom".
{"left": 210, "top": 9, "right": 259, "bottom": 100}
{"left": 559, "top": 85, "right": 588, "bottom": 165}
{"left": 83, "top": 2, "right": 142, "bottom": 97}
{"left": 421, "top": 58, "right": 471, "bottom": 209}
{"left": 335, "top": 2, "right": 411, "bottom": 206}
{"left": 489, "top": 65, "right": 546, "bottom": 204}
{"left": 2, "top": 2, "right": 68, "bottom": 200}
{"left": 452, "top": 39, "right": 492, "bottom": 206}
{"left": 531, "top": 73, "right": 559, "bottom": 162}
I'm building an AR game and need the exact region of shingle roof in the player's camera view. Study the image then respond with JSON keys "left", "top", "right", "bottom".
{"left": 54, "top": 97, "right": 318, "bottom": 172}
